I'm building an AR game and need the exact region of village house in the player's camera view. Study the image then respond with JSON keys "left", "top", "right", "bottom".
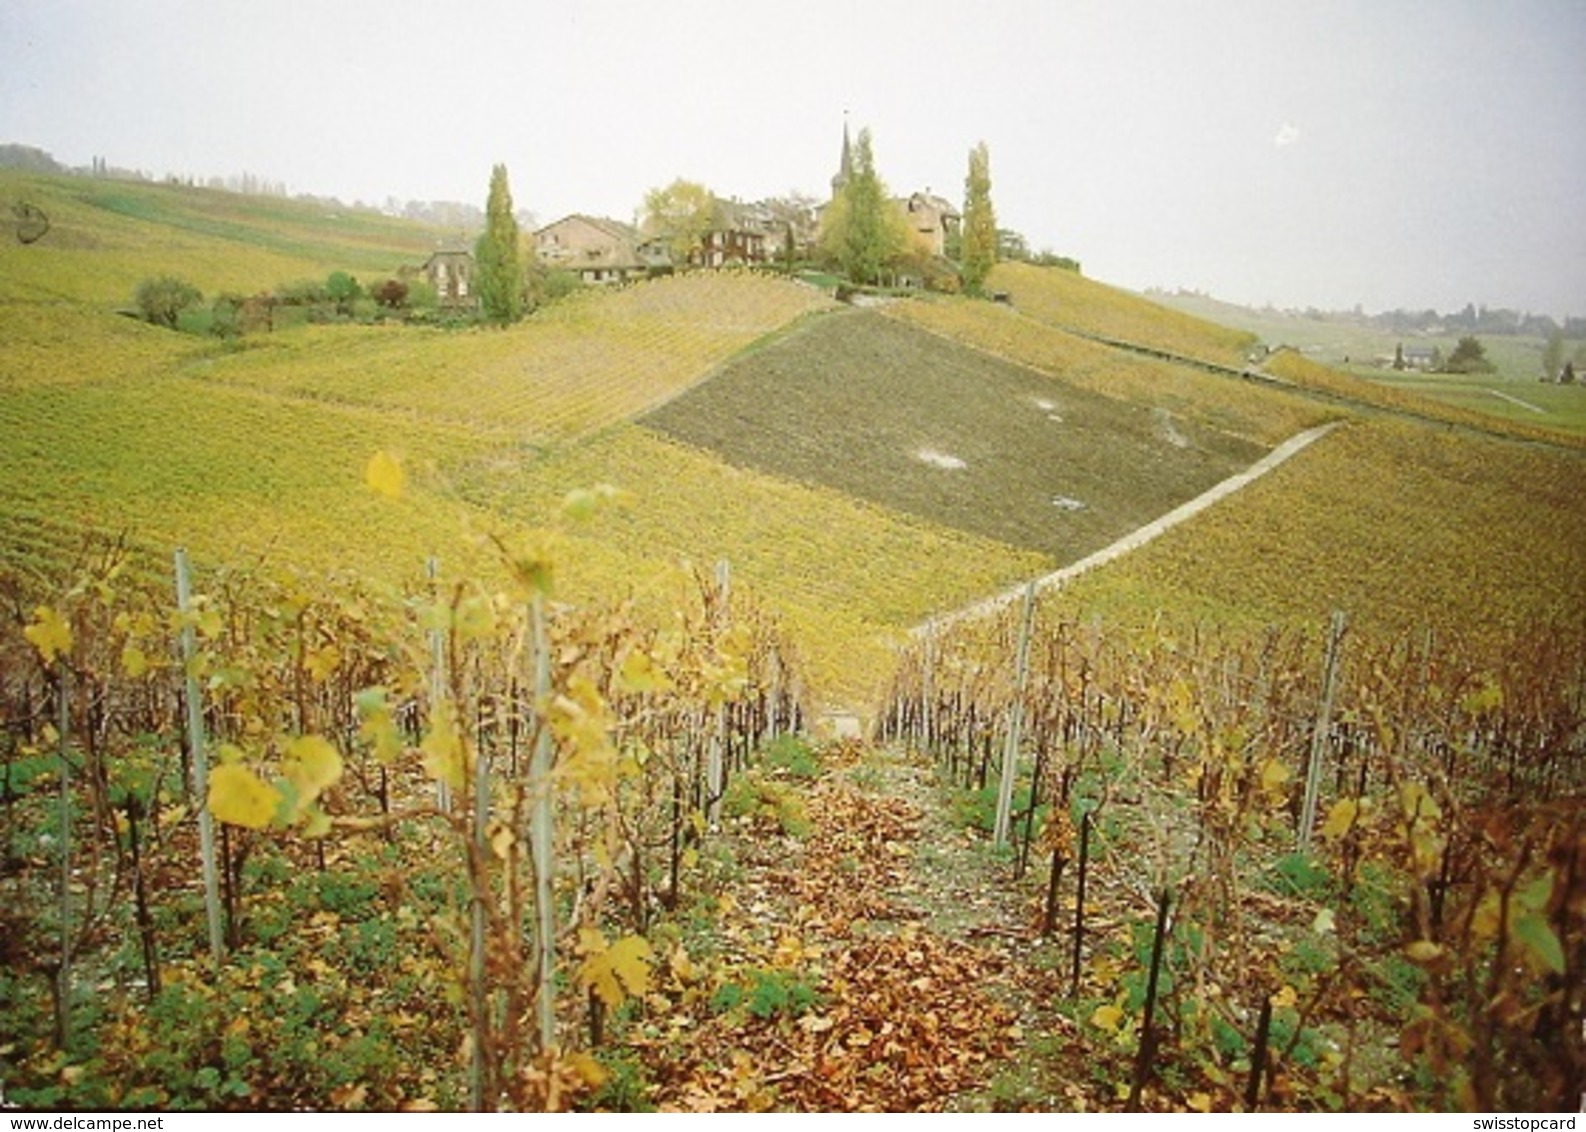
{"left": 698, "top": 199, "right": 774, "bottom": 267}
{"left": 534, "top": 214, "right": 669, "bottom": 285}
{"left": 900, "top": 190, "right": 960, "bottom": 259}
{"left": 421, "top": 249, "right": 476, "bottom": 309}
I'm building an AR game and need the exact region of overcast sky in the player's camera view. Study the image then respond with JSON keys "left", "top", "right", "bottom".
{"left": 3, "top": 0, "right": 1583, "bottom": 317}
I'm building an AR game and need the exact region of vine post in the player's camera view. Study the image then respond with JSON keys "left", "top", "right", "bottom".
{"left": 1298, "top": 610, "right": 1348, "bottom": 854}
{"left": 528, "top": 592, "right": 556, "bottom": 1054}
{"left": 173, "top": 548, "right": 224, "bottom": 965}
{"left": 1126, "top": 886, "right": 1173, "bottom": 1111}
{"left": 992, "top": 581, "right": 1037, "bottom": 847}
{"left": 469, "top": 669, "right": 492, "bottom": 1109}
{"left": 53, "top": 669, "right": 71, "bottom": 1051}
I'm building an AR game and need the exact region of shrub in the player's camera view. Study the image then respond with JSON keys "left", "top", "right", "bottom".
{"left": 133, "top": 275, "right": 202, "bottom": 329}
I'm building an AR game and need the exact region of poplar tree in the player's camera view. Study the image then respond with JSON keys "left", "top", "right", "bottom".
{"left": 960, "top": 141, "right": 997, "bottom": 295}
{"left": 475, "top": 164, "right": 525, "bottom": 324}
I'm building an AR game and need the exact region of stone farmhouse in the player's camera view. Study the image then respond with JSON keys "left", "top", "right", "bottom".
{"left": 420, "top": 248, "right": 476, "bottom": 308}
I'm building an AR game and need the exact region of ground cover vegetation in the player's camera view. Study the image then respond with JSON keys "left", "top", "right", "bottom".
{"left": 2, "top": 168, "right": 1582, "bottom": 1111}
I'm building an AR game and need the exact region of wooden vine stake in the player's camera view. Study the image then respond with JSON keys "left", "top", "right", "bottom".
{"left": 428, "top": 556, "right": 451, "bottom": 813}
{"left": 1070, "top": 808, "right": 1091, "bottom": 996}
{"left": 174, "top": 548, "right": 224, "bottom": 965}
{"left": 1126, "top": 886, "right": 1173, "bottom": 1111}
{"left": 992, "top": 581, "right": 1037, "bottom": 847}
{"left": 1245, "top": 990, "right": 1274, "bottom": 1109}
{"left": 705, "top": 560, "right": 729, "bottom": 830}
{"left": 1298, "top": 610, "right": 1348, "bottom": 855}
{"left": 469, "top": 662, "right": 492, "bottom": 1108}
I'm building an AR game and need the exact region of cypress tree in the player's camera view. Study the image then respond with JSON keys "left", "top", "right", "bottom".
{"left": 961, "top": 141, "right": 997, "bottom": 295}
{"left": 475, "top": 164, "right": 525, "bottom": 324}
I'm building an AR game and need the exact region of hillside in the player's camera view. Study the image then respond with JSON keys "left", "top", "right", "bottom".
{"left": 4, "top": 171, "right": 1584, "bottom": 695}
{"left": 0, "top": 170, "right": 450, "bottom": 304}
{"left": 1, "top": 176, "right": 1582, "bottom": 1114}
{"left": 640, "top": 308, "right": 1264, "bottom": 560}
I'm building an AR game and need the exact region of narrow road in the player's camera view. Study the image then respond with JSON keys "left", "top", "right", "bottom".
{"left": 1486, "top": 388, "right": 1547, "bottom": 415}
{"left": 915, "top": 421, "right": 1342, "bottom": 635}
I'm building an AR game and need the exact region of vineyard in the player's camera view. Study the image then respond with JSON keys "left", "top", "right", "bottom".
{"left": 876, "top": 594, "right": 1584, "bottom": 1111}
{"left": 2, "top": 173, "right": 1584, "bottom": 1110}
{"left": 188, "top": 272, "right": 835, "bottom": 444}
{"left": 0, "top": 172, "right": 448, "bottom": 305}
{"left": 981, "top": 262, "right": 1259, "bottom": 371}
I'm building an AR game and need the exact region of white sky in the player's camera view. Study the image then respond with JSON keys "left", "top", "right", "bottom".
{"left": 3, "top": 0, "right": 1583, "bottom": 317}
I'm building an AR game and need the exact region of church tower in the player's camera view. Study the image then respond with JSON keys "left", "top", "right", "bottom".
{"left": 830, "top": 116, "right": 853, "bottom": 200}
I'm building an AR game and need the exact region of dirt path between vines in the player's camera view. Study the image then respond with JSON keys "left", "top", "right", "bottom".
{"left": 642, "top": 744, "right": 1094, "bottom": 1112}
{"left": 915, "top": 420, "right": 1342, "bottom": 635}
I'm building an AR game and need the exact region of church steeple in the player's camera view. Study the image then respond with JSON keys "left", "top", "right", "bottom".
{"left": 831, "top": 114, "right": 853, "bottom": 199}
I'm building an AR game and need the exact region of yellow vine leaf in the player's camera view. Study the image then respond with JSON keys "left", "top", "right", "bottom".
{"left": 489, "top": 821, "right": 516, "bottom": 860}
{"left": 121, "top": 644, "right": 150, "bottom": 678}
{"left": 304, "top": 643, "right": 341, "bottom": 682}
{"left": 420, "top": 705, "right": 466, "bottom": 792}
{"left": 209, "top": 762, "right": 282, "bottom": 830}
{"left": 1398, "top": 780, "right": 1441, "bottom": 823}
{"left": 364, "top": 450, "right": 406, "bottom": 500}
{"left": 282, "top": 735, "right": 343, "bottom": 811}
{"left": 1258, "top": 757, "right": 1290, "bottom": 795}
{"left": 24, "top": 605, "right": 72, "bottom": 666}
{"left": 578, "top": 929, "right": 654, "bottom": 1009}
{"left": 1404, "top": 939, "right": 1443, "bottom": 964}
{"left": 1320, "top": 798, "right": 1359, "bottom": 839}
{"left": 356, "top": 690, "right": 404, "bottom": 766}
{"left": 1090, "top": 1003, "right": 1124, "bottom": 1032}
{"left": 615, "top": 648, "right": 673, "bottom": 696}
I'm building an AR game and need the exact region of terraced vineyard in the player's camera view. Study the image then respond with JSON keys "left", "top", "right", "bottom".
{"left": 883, "top": 293, "right": 1327, "bottom": 447}
{"left": 0, "top": 171, "right": 447, "bottom": 303}
{"left": 985, "top": 261, "right": 1258, "bottom": 369}
{"left": 187, "top": 272, "right": 835, "bottom": 443}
